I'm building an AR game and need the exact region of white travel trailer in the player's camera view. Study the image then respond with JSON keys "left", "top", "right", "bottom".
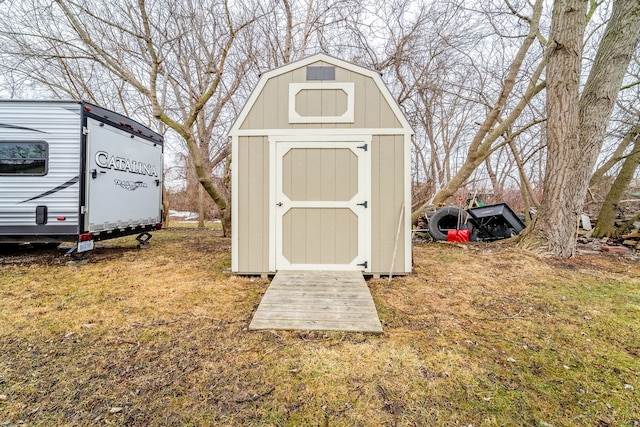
{"left": 0, "top": 100, "right": 164, "bottom": 257}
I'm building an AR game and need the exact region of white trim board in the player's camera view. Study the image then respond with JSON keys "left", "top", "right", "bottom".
{"left": 404, "top": 133, "right": 413, "bottom": 273}
{"left": 289, "top": 82, "right": 355, "bottom": 123}
{"left": 231, "top": 135, "right": 239, "bottom": 272}
{"left": 269, "top": 135, "right": 372, "bottom": 273}
{"left": 233, "top": 128, "right": 412, "bottom": 137}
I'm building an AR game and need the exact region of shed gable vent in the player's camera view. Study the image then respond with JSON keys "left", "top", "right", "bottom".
{"left": 307, "top": 66, "right": 335, "bottom": 81}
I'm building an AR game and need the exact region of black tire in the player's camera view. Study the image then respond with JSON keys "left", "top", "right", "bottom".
{"left": 428, "top": 207, "right": 471, "bottom": 241}
{"left": 505, "top": 228, "right": 518, "bottom": 238}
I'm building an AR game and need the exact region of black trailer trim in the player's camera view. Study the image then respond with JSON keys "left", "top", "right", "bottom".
{"left": 0, "top": 224, "right": 161, "bottom": 244}
{"left": 0, "top": 123, "right": 47, "bottom": 134}
{"left": 19, "top": 176, "right": 80, "bottom": 203}
{"left": 79, "top": 108, "right": 89, "bottom": 233}
{"left": 0, "top": 224, "right": 79, "bottom": 239}
{"left": 91, "top": 223, "right": 162, "bottom": 242}
{"left": 81, "top": 102, "right": 164, "bottom": 146}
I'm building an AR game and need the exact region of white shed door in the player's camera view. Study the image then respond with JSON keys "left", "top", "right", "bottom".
{"left": 274, "top": 141, "right": 370, "bottom": 271}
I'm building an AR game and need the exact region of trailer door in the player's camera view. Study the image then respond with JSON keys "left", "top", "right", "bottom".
{"left": 84, "top": 118, "right": 162, "bottom": 233}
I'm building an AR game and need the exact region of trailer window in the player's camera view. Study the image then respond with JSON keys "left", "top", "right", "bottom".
{"left": 0, "top": 141, "right": 48, "bottom": 176}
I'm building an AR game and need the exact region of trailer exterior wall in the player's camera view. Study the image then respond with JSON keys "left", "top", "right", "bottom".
{"left": 85, "top": 117, "right": 163, "bottom": 232}
{"left": 0, "top": 101, "right": 81, "bottom": 238}
{"left": 0, "top": 100, "right": 164, "bottom": 245}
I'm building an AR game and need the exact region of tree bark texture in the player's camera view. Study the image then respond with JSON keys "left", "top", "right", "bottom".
{"left": 521, "top": 0, "right": 640, "bottom": 256}
{"left": 520, "top": 0, "right": 586, "bottom": 256}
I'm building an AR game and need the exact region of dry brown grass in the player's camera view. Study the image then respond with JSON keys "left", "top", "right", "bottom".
{"left": 1, "top": 228, "right": 639, "bottom": 426}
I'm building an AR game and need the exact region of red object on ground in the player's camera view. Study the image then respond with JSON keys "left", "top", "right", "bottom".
{"left": 447, "top": 229, "right": 470, "bottom": 242}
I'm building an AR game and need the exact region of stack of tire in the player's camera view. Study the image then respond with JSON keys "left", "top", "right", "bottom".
{"left": 427, "top": 207, "right": 471, "bottom": 241}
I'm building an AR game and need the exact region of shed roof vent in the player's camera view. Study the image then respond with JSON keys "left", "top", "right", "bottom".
{"left": 307, "top": 66, "right": 335, "bottom": 81}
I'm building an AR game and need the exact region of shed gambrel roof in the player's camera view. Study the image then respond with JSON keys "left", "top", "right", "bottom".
{"left": 229, "top": 53, "right": 414, "bottom": 135}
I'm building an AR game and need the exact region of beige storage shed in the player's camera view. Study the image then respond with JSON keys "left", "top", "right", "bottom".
{"left": 230, "top": 53, "right": 413, "bottom": 275}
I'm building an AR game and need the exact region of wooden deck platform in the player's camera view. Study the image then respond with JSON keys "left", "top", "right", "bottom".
{"left": 249, "top": 270, "right": 383, "bottom": 333}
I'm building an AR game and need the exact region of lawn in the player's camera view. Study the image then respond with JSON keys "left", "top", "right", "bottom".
{"left": 1, "top": 226, "right": 639, "bottom": 426}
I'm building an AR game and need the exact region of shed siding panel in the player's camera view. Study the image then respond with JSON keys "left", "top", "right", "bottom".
{"left": 262, "top": 76, "right": 279, "bottom": 129}
{"left": 247, "top": 85, "right": 264, "bottom": 129}
{"left": 295, "top": 88, "right": 347, "bottom": 118}
{"left": 237, "top": 136, "right": 269, "bottom": 273}
{"left": 239, "top": 61, "right": 403, "bottom": 131}
{"left": 371, "top": 135, "right": 405, "bottom": 273}
{"left": 283, "top": 207, "right": 357, "bottom": 264}
{"left": 350, "top": 71, "right": 367, "bottom": 127}
{"left": 283, "top": 148, "right": 357, "bottom": 202}
{"left": 364, "top": 77, "right": 380, "bottom": 129}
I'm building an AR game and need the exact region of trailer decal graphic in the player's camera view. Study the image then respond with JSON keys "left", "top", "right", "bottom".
{"left": 95, "top": 151, "right": 158, "bottom": 177}
{"left": 19, "top": 176, "right": 80, "bottom": 203}
{"left": 114, "top": 179, "right": 147, "bottom": 191}
{"left": 0, "top": 123, "right": 47, "bottom": 134}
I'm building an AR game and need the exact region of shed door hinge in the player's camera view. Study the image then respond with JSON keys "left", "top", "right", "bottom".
{"left": 357, "top": 201, "right": 368, "bottom": 208}
{"left": 357, "top": 143, "right": 368, "bottom": 151}
{"left": 357, "top": 261, "right": 368, "bottom": 269}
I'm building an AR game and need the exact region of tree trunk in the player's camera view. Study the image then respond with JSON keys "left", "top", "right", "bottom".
{"left": 508, "top": 137, "right": 540, "bottom": 223}
{"left": 221, "top": 205, "right": 232, "bottom": 239}
{"left": 198, "top": 184, "right": 205, "bottom": 229}
{"left": 592, "top": 132, "right": 640, "bottom": 237}
{"left": 519, "top": 0, "right": 586, "bottom": 256}
{"left": 577, "top": 0, "right": 640, "bottom": 180}
{"left": 589, "top": 123, "right": 640, "bottom": 187}
{"left": 485, "top": 156, "right": 502, "bottom": 200}
{"left": 520, "top": 0, "right": 640, "bottom": 256}
{"left": 162, "top": 182, "right": 170, "bottom": 226}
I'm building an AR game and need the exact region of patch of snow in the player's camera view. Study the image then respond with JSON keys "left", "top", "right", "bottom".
{"left": 168, "top": 210, "right": 199, "bottom": 220}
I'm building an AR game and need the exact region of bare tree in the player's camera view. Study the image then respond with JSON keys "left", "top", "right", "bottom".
{"left": 0, "top": 0, "right": 260, "bottom": 236}
{"left": 520, "top": 0, "right": 640, "bottom": 256}
{"left": 592, "top": 122, "right": 640, "bottom": 237}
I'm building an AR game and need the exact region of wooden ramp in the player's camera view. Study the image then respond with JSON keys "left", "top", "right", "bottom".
{"left": 249, "top": 270, "right": 383, "bottom": 333}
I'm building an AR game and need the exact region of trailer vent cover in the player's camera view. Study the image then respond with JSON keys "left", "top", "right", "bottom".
{"left": 307, "top": 66, "right": 335, "bottom": 81}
